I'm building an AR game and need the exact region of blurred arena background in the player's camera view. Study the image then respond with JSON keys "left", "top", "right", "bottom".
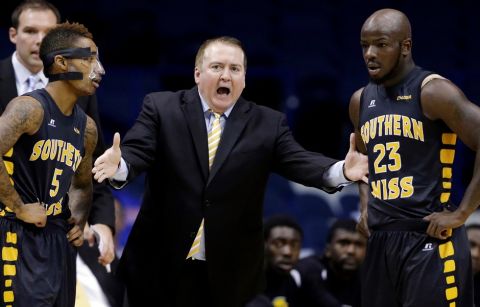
{"left": 1, "top": 0, "right": 478, "bottom": 255}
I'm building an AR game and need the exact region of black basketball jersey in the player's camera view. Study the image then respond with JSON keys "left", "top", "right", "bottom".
{"left": 0, "top": 88, "right": 87, "bottom": 221}
{"left": 359, "top": 66, "right": 457, "bottom": 227}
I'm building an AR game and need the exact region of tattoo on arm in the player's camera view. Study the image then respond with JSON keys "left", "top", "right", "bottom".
{"left": 69, "top": 116, "right": 98, "bottom": 228}
{"left": 0, "top": 97, "right": 43, "bottom": 212}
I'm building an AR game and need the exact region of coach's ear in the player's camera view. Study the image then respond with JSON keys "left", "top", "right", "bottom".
{"left": 401, "top": 38, "right": 412, "bottom": 56}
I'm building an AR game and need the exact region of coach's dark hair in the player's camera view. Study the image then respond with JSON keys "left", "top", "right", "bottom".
{"left": 11, "top": 0, "right": 60, "bottom": 29}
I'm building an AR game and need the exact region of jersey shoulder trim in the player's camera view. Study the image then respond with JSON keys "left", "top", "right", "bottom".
{"left": 421, "top": 74, "right": 447, "bottom": 88}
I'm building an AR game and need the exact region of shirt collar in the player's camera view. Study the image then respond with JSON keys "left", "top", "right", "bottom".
{"left": 198, "top": 89, "right": 234, "bottom": 118}
{"left": 11, "top": 51, "right": 49, "bottom": 86}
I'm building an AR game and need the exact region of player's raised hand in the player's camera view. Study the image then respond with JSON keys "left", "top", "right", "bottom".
{"left": 92, "top": 132, "right": 121, "bottom": 183}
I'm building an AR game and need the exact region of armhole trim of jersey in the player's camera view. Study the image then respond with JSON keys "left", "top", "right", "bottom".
{"left": 421, "top": 74, "right": 447, "bottom": 88}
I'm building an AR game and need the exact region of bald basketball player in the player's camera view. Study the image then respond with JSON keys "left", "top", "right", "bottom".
{"left": 349, "top": 8, "right": 480, "bottom": 306}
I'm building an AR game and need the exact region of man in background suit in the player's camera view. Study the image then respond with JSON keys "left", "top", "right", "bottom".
{"left": 0, "top": 0, "right": 115, "bottom": 265}
{"left": 93, "top": 36, "right": 368, "bottom": 307}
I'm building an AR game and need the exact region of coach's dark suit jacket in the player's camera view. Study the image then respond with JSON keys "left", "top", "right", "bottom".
{"left": 118, "top": 87, "right": 339, "bottom": 307}
{"left": 0, "top": 56, "right": 115, "bottom": 229}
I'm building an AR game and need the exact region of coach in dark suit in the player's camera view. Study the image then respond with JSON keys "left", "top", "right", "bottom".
{"left": 1, "top": 0, "right": 116, "bottom": 265}
{"left": 93, "top": 36, "right": 368, "bottom": 307}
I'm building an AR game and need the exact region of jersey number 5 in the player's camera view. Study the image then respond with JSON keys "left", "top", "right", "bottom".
{"left": 50, "top": 168, "right": 63, "bottom": 197}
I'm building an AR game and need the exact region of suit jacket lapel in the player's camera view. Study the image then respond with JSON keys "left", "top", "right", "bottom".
{"left": 207, "top": 97, "right": 251, "bottom": 186}
{"left": 181, "top": 87, "right": 209, "bottom": 180}
{"left": 0, "top": 56, "right": 19, "bottom": 112}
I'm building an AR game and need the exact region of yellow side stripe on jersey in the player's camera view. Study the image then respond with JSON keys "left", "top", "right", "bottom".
{"left": 441, "top": 193, "right": 451, "bottom": 203}
{"left": 3, "top": 161, "right": 13, "bottom": 176}
{"left": 3, "top": 232, "right": 17, "bottom": 305}
{"left": 440, "top": 149, "right": 455, "bottom": 164}
{"left": 444, "top": 260, "right": 455, "bottom": 273}
{"left": 443, "top": 168, "right": 452, "bottom": 179}
{"left": 3, "top": 148, "right": 13, "bottom": 158}
{"left": 446, "top": 287, "right": 458, "bottom": 301}
{"left": 5, "top": 233, "right": 16, "bottom": 244}
{"left": 439, "top": 240, "right": 457, "bottom": 305}
{"left": 446, "top": 275, "right": 455, "bottom": 285}
{"left": 442, "top": 133, "right": 457, "bottom": 145}
{"left": 3, "top": 265, "right": 15, "bottom": 276}
{"left": 3, "top": 291, "right": 14, "bottom": 303}
{"left": 1, "top": 247, "right": 17, "bottom": 262}
{"left": 439, "top": 241, "right": 454, "bottom": 259}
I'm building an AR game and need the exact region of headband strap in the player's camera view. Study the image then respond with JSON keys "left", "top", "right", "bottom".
{"left": 41, "top": 47, "right": 92, "bottom": 67}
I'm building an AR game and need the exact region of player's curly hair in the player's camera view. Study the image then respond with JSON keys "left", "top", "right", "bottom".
{"left": 40, "top": 21, "right": 92, "bottom": 56}
{"left": 40, "top": 21, "right": 93, "bottom": 74}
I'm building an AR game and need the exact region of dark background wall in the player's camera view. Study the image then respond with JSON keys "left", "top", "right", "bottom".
{"left": 1, "top": 0, "right": 478, "bottom": 253}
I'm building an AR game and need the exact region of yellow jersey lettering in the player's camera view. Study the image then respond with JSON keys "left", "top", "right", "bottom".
{"left": 393, "top": 115, "right": 401, "bottom": 136}
{"left": 402, "top": 116, "right": 413, "bottom": 139}
{"left": 41, "top": 139, "right": 52, "bottom": 160}
{"left": 400, "top": 176, "right": 414, "bottom": 198}
{"left": 64, "top": 143, "right": 74, "bottom": 167}
{"left": 384, "top": 115, "right": 393, "bottom": 135}
{"left": 388, "top": 177, "right": 400, "bottom": 200}
{"left": 363, "top": 121, "right": 370, "bottom": 144}
{"left": 29, "top": 139, "right": 82, "bottom": 171}
{"left": 370, "top": 176, "right": 415, "bottom": 200}
{"left": 360, "top": 115, "right": 424, "bottom": 143}
{"left": 73, "top": 151, "right": 82, "bottom": 171}
{"left": 371, "top": 180, "right": 381, "bottom": 198}
{"left": 49, "top": 139, "right": 58, "bottom": 160}
{"left": 377, "top": 115, "right": 385, "bottom": 137}
{"left": 45, "top": 198, "right": 63, "bottom": 216}
{"left": 396, "top": 95, "right": 412, "bottom": 101}
{"left": 56, "top": 140, "right": 64, "bottom": 161}
{"left": 412, "top": 119, "right": 424, "bottom": 142}
{"left": 369, "top": 117, "right": 377, "bottom": 140}
{"left": 29, "top": 140, "right": 44, "bottom": 161}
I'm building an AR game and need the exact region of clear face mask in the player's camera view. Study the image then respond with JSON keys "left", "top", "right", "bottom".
{"left": 43, "top": 47, "right": 105, "bottom": 82}
{"left": 88, "top": 49, "right": 105, "bottom": 81}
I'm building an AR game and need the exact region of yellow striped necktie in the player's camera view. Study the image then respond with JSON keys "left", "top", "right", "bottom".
{"left": 187, "top": 112, "right": 222, "bottom": 259}
{"left": 207, "top": 112, "right": 222, "bottom": 168}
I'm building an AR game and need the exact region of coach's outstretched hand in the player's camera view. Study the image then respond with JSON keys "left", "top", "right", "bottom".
{"left": 92, "top": 132, "right": 122, "bottom": 183}
{"left": 344, "top": 133, "right": 369, "bottom": 183}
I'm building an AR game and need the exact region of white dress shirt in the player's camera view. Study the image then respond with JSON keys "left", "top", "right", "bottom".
{"left": 11, "top": 51, "right": 48, "bottom": 95}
